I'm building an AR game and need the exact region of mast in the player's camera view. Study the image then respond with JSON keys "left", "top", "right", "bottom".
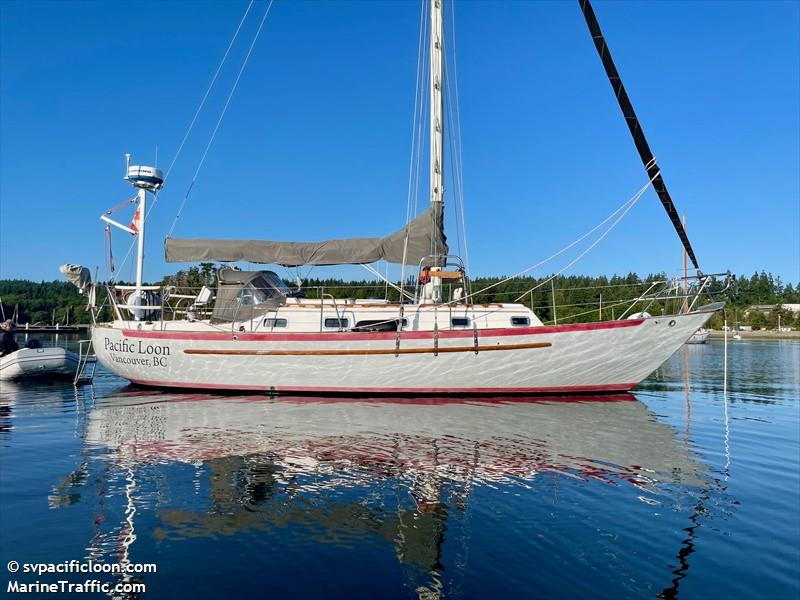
{"left": 134, "top": 187, "right": 146, "bottom": 295}
{"left": 682, "top": 214, "right": 688, "bottom": 314}
{"left": 429, "top": 0, "right": 444, "bottom": 253}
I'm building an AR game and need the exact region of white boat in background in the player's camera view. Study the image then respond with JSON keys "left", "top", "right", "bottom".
{"left": 686, "top": 328, "right": 711, "bottom": 345}
{"left": 733, "top": 309, "right": 743, "bottom": 340}
{"left": 70, "top": 0, "right": 726, "bottom": 396}
{"left": 0, "top": 347, "right": 80, "bottom": 381}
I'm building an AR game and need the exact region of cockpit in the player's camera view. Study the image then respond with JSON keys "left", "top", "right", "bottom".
{"left": 212, "top": 269, "right": 290, "bottom": 323}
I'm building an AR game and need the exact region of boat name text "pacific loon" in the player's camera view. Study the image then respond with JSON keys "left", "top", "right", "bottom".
{"left": 104, "top": 338, "right": 170, "bottom": 367}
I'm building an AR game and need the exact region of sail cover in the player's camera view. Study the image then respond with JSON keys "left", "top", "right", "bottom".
{"left": 59, "top": 264, "right": 92, "bottom": 294}
{"left": 165, "top": 207, "right": 448, "bottom": 266}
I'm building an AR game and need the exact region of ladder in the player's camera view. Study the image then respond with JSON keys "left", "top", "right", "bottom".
{"left": 74, "top": 340, "right": 97, "bottom": 385}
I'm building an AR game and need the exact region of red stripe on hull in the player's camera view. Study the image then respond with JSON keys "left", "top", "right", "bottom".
{"left": 126, "top": 378, "right": 639, "bottom": 396}
{"left": 116, "top": 319, "right": 645, "bottom": 342}
{"left": 270, "top": 393, "right": 638, "bottom": 405}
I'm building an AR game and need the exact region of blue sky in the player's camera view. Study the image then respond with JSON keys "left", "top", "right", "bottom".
{"left": 1, "top": 0, "right": 798, "bottom": 285}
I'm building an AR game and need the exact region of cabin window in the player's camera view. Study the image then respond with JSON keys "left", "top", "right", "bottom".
{"left": 511, "top": 316, "right": 530, "bottom": 327}
{"left": 451, "top": 317, "right": 470, "bottom": 327}
{"left": 324, "top": 318, "right": 349, "bottom": 329}
{"left": 237, "top": 288, "right": 255, "bottom": 306}
{"left": 353, "top": 319, "right": 408, "bottom": 332}
{"left": 250, "top": 276, "right": 283, "bottom": 303}
{"left": 263, "top": 318, "right": 288, "bottom": 328}
{"left": 261, "top": 271, "right": 293, "bottom": 296}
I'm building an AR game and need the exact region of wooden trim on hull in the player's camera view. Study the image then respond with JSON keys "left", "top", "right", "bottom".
{"left": 125, "top": 379, "right": 639, "bottom": 396}
{"left": 184, "top": 341, "right": 552, "bottom": 357}
{"left": 116, "top": 318, "right": 645, "bottom": 342}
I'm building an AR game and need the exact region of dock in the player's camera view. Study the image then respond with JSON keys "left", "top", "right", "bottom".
{"left": 16, "top": 324, "right": 90, "bottom": 333}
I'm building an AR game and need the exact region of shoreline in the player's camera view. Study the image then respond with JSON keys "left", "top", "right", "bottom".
{"left": 708, "top": 330, "right": 800, "bottom": 341}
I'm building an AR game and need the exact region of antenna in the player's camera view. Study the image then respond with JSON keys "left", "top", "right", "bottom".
{"left": 118, "top": 154, "right": 165, "bottom": 306}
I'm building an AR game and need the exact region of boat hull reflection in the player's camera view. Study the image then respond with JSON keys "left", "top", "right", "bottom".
{"left": 86, "top": 390, "right": 701, "bottom": 491}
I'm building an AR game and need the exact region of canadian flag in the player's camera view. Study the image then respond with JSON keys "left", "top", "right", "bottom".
{"left": 130, "top": 206, "right": 142, "bottom": 234}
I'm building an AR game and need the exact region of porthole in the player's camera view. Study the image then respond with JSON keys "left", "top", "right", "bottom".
{"left": 264, "top": 318, "right": 288, "bottom": 328}
{"left": 324, "top": 318, "right": 349, "bottom": 329}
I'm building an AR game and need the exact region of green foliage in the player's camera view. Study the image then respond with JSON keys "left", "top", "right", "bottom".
{"left": 0, "top": 280, "right": 93, "bottom": 324}
{"left": 747, "top": 309, "right": 768, "bottom": 330}
{"left": 160, "top": 262, "right": 216, "bottom": 292}
{"left": 768, "top": 304, "right": 796, "bottom": 330}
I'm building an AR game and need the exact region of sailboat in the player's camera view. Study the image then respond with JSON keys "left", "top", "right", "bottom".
{"left": 733, "top": 308, "right": 743, "bottom": 340}
{"left": 77, "top": 0, "right": 722, "bottom": 395}
{"left": 685, "top": 329, "right": 710, "bottom": 345}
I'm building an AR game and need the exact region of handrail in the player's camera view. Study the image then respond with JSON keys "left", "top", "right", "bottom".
{"left": 94, "top": 270, "right": 730, "bottom": 328}
{"left": 320, "top": 293, "right": 343, "bottom": 331}
{"left": 687, "top": 274, "right": 712, "bottom": 313}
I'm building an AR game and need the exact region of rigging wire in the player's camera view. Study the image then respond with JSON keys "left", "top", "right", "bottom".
{"left": 458, "top": 172, "right": 658, "bottom": 304}
{"left": 366, "top": 173, "right": 657, "bottom": 318}
{"left": 447, "top": 0, "right": 471, "bottom": 281}
{"left": 109, "top": 1, "right": 255, "bottom": 282}
{"left": 510, "top": 176, "right": 652, "bottom": 302}
{"left": 367, "top": 173, "right": 659, "bottom": 328}
{"left": 151, "top": 0, "right": 255, "bottom": 215}
{"left": 441, "top": 5, "right": 463, "bottom": 263}
{"left": 400, "top": 0, "right": 430, "bottom": 300}
{"left": 468, "top": 279, "right": 665, "bottom": 293}
{"left": 404, "top": 0, "right": 428, "bottom": 231}
{"left": 105, "top": 195, "right": 138, "bottom": 216}
{"left": 410, "top": 2, "right": 430, "bottom": 225}
{"left": 167, "top": 0, "right": 275, "bottom": 238}
{"left": 444, "top": 115, "right": 463, "bottom": 263}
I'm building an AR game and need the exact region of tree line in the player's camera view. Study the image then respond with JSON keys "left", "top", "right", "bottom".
{"left": 2, "top": 268, "right": 798, "bottom": 330}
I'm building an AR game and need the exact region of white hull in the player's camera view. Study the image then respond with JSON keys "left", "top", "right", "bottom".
{"left": 92, "top": 310, "right": 713, "bottom": 394}
{"left": 0, "top": 347, "right": 79, "bottom": 381}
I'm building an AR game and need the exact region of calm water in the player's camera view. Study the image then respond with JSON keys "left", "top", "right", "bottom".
{"left": 1, "top": 339, "right": 798, "bottom": 598}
